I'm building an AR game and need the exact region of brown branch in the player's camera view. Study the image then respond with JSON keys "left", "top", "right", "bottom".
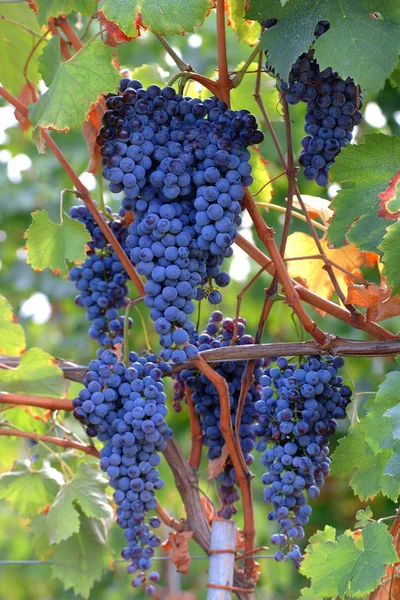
{"left": 0, "top": 86, "right": 146, "bottom": 296}
{"left": 235, "top": 234, "right": 397, "bottom": 341}
{"left": 186, "top": 385, "right": 203, "bottom": 470}
{"left": 193, "top": 356, "right": 256, "bottom": 578}
{"left": 0, "top": 428, "right": 99, "bottom": 456}
{"left": 155, "top": 500, "right": 187, "bottom": 533}
{"left": 244, "top": 188, "right": 328, "bottom": 345}
{"left": 0, "top": 392, "right": 72, "bottom": 411}
{"left": 216, "top": 0, "right": 232, "bottom": 105}
{"left": 54, "top": 16, "right": 84, "bottom": 51}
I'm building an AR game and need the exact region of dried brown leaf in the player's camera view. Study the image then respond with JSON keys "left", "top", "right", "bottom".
{"left": 15, "top": 83, "right": 39, "bottom": 131}
{"left": 162, "top": 531, "right": 194, "bottom": 575}
{"left": 207, "top": 444, "right": 230, "bottom": 480}
{"left": 346, "top": 283, "right": 400, "bottom": 321}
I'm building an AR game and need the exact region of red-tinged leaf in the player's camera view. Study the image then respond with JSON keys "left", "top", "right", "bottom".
{"left": 226, "top": 0, "right": 260, "bottom": 45}
{"left": 28, "top": 1, "right": 38, "bottom": 13}
{"left": 162, "top": 531, "right": 193, "bottom": 575}
{"left": 14, "top": 83, "right": 39, "bottom": 131}
{"left": 378, "top": 168, "right": 400, "bottom": 220}
{"left": 98, "top": 11, "right": 138, "bottom": 46}
{"left": 207, "top": 444, "right": 230, "bottom": 479}
{"left": 346, "top": 283, "right": 400, "bottom": 322}
{"left": 82, "top": 101, "right": 106, "bottom": 174}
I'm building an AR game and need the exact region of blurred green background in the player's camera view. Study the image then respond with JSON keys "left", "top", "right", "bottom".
{"left": 0, "top": 9, "right": 399, "bottom": 600}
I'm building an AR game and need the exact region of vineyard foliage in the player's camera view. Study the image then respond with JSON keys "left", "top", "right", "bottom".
{"left": 0, "top": 1, "right": 400, "bottom": 599}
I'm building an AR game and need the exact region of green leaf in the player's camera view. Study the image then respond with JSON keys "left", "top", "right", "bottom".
{"left": 298, "top": 588, "right": 323, "bottom": 600}
{"left": 231, "top": 63, "right": 280, "bottom": 123}
{"left": 364, "top": 371, "right": 400, "bottom": 452}
{"left": 0, "top": 296, "right": 26, "bottom": 356}
{"left": 52, "top": 511, "right": 112, "bottom": 598}
{"left": 327, "top": 134, "right": 400, "bottom": 252}
{"left": 0, "top": 3, "right": 43, "bottom": 94}
{"left": 250, "top": 0, "right": 400, "bottom": 98}
{"left": 301, "top": 523, "right": 397, "bottom": 599}
{"left": 383, "top": 442, "right": 400, "bottom": 477}
{"left": 0, "top": 464, "right": 63, "bottom": 518}
{"left": 331, "top": 421, "right": 400, "bottom": 501}
{"left": 29, "top": 38, "right": 120, "bottom": 131}
{"left": 128, "top": 63, "right": 168, "bottom": 89}
{"left": 226, "top": 0, "right": 261, "bottom": 45}
{"left": 30, "top": 514, "right": 52, "bottom": 559}
{"left": 99, "top": 0, "right": 214, "bottom": 37}
{"left": 379, "top": 220, "right": 400, "bottom": 295}
{"left": 299, "top": 526, "right": 338, "bottom": 598}
{"left": 39, "top": 35, "right": 61, "bottom": 87}
{"left": 36, "top": 0, "right": 97, "bottom": 26}
{"left": 25, "top": 210, "right": 90, "bottom": 278}
{"left": 355, "top": 506, "right": 374, "bottom": 528}
{"left": 0, "top": 348, "right": 66, "bottom": 398}
{"left": 46, "top": 463, "right": 113, "bottom": 544}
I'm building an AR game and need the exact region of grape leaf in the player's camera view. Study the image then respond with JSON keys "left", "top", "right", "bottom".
{"left": 46, "top": 463, "right": 112, "bottom": 544}
{"left": 29, "top": 38, "right": 120, "bottom": 132}
{"left": 355, "top": 506, "right": 374, "bottom": 529}
{"left": 25, "top": 210, "right": 90, "bottom": 277}
{"left": 0, "top": 464, "right": 63, "bottom": 518}
{"left": 248, "top": 147, "right": 273, "bottom": 204}
{"left": 330, "top": 421, "right": 400, "bottom": 501}
{"left": 39, "top": 35, "right": 60, "bottom": 87}
{"left": 36, "top": 0, "right": 96, "bottom": 25}
{"left": 52, "top": 511, "right": 112, "bottom": 598}
{"left": 383, "top": 442, "right": 400, "bottom": 478}
{"left": 285, "top": 232, "right": 370, "bottom": 304}
{"left": 30, "top": 514, "right": 52, "bottom": 559}
{"left": 364, "top": 371, "right": 400, "bottom": 452}
{"left": 346, "top": 283, "right": 400, "bottom": 322}
{"left": 0, "top": 348, "right": 66, "bottom": 398}
{"left": 301, "top": 523, "right": 397, "bottom": 598}
{"left": 231, "top": 63, "right": 280, "bottom": 123}
{"left": 327, "top": 134, "right": 400, "bottom": 252}
{"left": 0, "top": 296, "right": 26, "bottom": 356}
{"left": 379, "top": 220, "right": 400, "bottom": 296}
{"left": 248, "top": 0, "right": 400, "bottom": 98}
{"left": 98, "top": 0, "right": 214, "bottom": 37}
{"left": 226, "top": 0, "right": 261, "bottom": 45}
{"left": 0, "top": 3, "right": 43, "bottom": 95}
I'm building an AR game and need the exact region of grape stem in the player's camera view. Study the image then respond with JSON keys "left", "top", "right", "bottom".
{"left": 186, "top": 385, "right": 203, "bottom": 470}
{"left": 0, "top": 14, "right": 48, "bottom": 40}
{"left": 0, "top": 428, "right": 100, "bottom": 457}
{"left": 0, "top": 392, "right": 73, "bottom": 411}
{"left": 153, "top": 33, "right": 194, "bottom": 72}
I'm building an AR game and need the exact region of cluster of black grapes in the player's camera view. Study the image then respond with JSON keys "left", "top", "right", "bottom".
{"left": 252, "top": 355, "right": 351, "bottom": 564}
{"left": 69, "top": 205, "right": 132, "bottom": 348}
{"left": 263, "top": 18, "right": 362, "bottom": 186}
{"left": 73, "top": 348, "right": 172, "bottom": 595}
{"left": 96, "top": 79, "right": 263, "bottom": 361}
{"left": 176, "top": 311, "right": 265, "bottom": 519}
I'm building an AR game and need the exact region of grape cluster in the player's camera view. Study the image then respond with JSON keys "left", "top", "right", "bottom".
{"left": 69, "top": 205, "right": 132, "bottom": 348}
{"left": 96, "top": 79, "right": 264, "bottom": 359}
{"left": 177, "top": 311, "right": 264, "bottom": 518}
{"left": 72, "top": 348, "right": 172, "bottom": 595}
{"left": 252, "top": 355, "right": 351, "bottom": 564}
{"left": 263, "top": 19, "right": 362, "bottom": 185}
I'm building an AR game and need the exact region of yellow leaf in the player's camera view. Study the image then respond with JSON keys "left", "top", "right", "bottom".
{"left": 285, "top": 233, "right": 372, "bottom": 310}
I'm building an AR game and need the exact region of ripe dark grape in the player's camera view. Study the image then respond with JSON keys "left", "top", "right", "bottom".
{"left": 73, "top": 349, "right": 172, "bottom": 594}
{"left": 263, "top": 19, "right": 362, "bottom": 185}
{"left": 253, "top": 355, "right": 351, "bottom": 564}
{"left": 176, "top": 312, "right": 265, "bottom": 518}
{"left": 97, "top": 79, "right": 264, "bottom": 358}
{"left": 68, "top": 205, "right": 132, "bottom": 348}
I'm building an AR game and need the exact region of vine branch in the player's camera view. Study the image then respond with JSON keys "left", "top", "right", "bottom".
{"left": 0, "top": 428, "right": 99, "bottom": 457}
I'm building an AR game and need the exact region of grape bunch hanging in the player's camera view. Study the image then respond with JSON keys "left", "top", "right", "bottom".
{"left": 68, "top": 74, "right": 354, "bottom": 596}
{"left": 263, "top": 18, "right": 363, "bottom": 186}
